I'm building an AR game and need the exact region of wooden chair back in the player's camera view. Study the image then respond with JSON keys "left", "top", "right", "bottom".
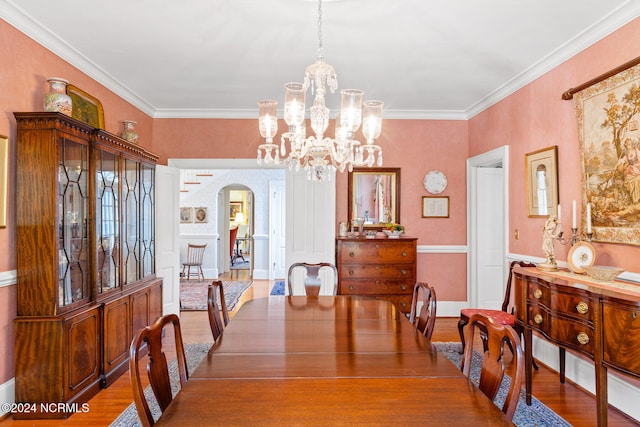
{"left": 409, "top": 282, "right": 437, "bottom": 340}
{"left": 208, "top": 280, "right": 229, "bottom": 341}
{"left": 182, "top": 243, "right": 207, "bottom": 280}
{"left": 461, "top": 312, "right": 524, "bottom": 420}
{"left": 229, "top": 226, "right": 239, "bottom": 258}
{"left": 287, "top": 262, "right": 338, "bottom": 296}
{"left": 129, "top": 313, "right": 188, "bottom": 427}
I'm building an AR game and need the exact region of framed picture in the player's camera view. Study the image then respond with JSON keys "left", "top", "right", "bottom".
{"left": 0, "top": 135, "right": 7, "bottom": 228}
{"left": 194, "top": 207, "right": 207, "bottom": 223}
{"left": 422, "top": 196, "right": 449, "bottom": 218}
{"left": 525, "top": 146, "right": 559, "bottom": 218}
{"left": 572, "top": 61, "right": 640, "bottom": 245}
{"left": 230, "top": 202, "right": 242, "bottom": 221}
{"left": 180, "top": 207, "right": 192, "bottom": 223}
{"left": 66, "top": 84, "right": 105, "bottom": 129}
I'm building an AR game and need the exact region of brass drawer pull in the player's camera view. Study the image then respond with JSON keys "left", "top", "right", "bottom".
{"left": 348, "top": 270, "right": 354, "bottom": 276}
{"left": 533, "top": 289, "right": 542, "bottom": 299}
{"left": 401, "top": 251, "right": 407, "bottom": 257}
{"left": 534, "top": 314, "right": 543, "bottom": 324}
{"left": 401, "top": 301, "right": 407, "bottom": 307}
{"left": 400, "top": 269, "right": 407, "bottom": 275}
{"left": 400, "top": 284, "right": 407, "bottom": 291}
{"left": 348, "top": 285, "right": 354, "bottom": 291}
{"left": 577, "top": 332, "right": 589, "bottom": 345}
{"left": 349, "top": 252, "right": 355, "bottom": 257}
{"left": 576, "top": 301, "right": 589, "bottom": 314}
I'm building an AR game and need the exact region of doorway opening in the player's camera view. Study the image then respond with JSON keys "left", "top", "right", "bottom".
{"left": 224, "top": 185, "right": 254, "bottom": 277}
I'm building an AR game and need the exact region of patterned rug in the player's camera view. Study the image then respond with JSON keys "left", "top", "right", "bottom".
{"left": 179, "top": 280, "right": 252, "bottom": 311}
{"left": 270, "top": 280, "right": 285, "bottom": 296}
{"left": 230, "top": 259, "right": 250, "bottom": 270}
{"left": 110, "top": 343, "right": 212, "bottom": 427}
{"left": 434, "top": 342, "right": 571, "bottom": 426}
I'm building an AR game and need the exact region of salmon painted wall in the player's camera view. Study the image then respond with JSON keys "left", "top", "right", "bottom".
{"left": 333, "top": 120, "right": 470, "bottom": 300}
{"left": 0, "top": 19, "right": 153, "bottom": 385}
{"left": 469, "top": 17, "right": 640, "bottom": 272}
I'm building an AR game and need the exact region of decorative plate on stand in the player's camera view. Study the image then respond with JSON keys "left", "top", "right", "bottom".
{"left": 423, "top": 170, "right": 447, "bottom": 194}
{"left": 567, "top": 241, "right": 596, "bottom": 274}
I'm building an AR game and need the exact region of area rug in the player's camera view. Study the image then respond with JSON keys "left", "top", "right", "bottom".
{"left": 434, "top": 342, "right": 571, "bottom": 426}
{"left": 230, "top": 259, "right": 250, "bottom": 270}
{"left": 110, "top": 343, "right": 212, "bottom": 427}
{"left": 270, "top": 280, "right": 285, "bottom": 296}
{"left": 179, "top": 280, "right": 252, "bottom": 311}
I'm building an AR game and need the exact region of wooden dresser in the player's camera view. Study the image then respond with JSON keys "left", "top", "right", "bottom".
{"left": 336, "top": 236, "right": 417, "bottom": 314}
{"left": 513, "top": 266, "right": 640, "bottom": 427}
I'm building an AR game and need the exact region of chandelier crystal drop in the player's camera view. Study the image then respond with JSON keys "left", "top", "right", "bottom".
{"left": 257, "top": 0, "right": 383, "bottom": 182}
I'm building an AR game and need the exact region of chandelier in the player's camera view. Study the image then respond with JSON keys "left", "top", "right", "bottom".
{"left": 256, "top": 0, "right": 383, "bottom": 182}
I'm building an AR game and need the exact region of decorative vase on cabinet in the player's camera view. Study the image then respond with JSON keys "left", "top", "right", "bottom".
{"left": 121, "top": 120, "right": 139, "bottom": 143}
{"left": 43, "top": 77, "right": 72, "bottom": 116}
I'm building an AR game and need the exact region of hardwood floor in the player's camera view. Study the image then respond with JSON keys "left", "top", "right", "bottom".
{"left": 1, "top": 271, "right": 638, "bottom": 426}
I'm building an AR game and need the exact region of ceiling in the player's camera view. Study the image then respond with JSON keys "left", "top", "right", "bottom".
{"left": 2, "top": 0, "right": 640, "bottom": 120}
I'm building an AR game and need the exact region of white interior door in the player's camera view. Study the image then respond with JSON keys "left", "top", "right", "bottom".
{"left": 155, "top": 165, "right": 181, "bottom": 315}
{"left": 475, "top": 167, "right": 505, "bottom": 309}
{"left": 285, "top": 169, "right": 336, "bottom": 288}
{"left": 270, "top": 180, "right": 286, "bottom": 279}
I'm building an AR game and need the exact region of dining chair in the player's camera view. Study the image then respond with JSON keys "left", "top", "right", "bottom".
{"left": 129, "top": 313, "right": 188, "bottom": 427}
{"left": 457, "top": 261, "right": 537, "bottom": 363}
{"left": 207, "top": 280, "right": 229, "bottom": 341}
{"left": 287, "top": 262, "right": 338, "bottom": 296}
{"left": 181, "top": 243, "right": 207, "bottom": 281}
{"left": 461, "top": 312, "right": 524, "bottom": 420}
{"left": 408, "top": 282, "right": 437, "bottom": 340}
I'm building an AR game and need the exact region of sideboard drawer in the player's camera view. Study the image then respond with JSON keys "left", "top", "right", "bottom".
{"left": 341, "top": 264, "right": 413, "bottom": 279}
{"left": 337, "top": 241, "right": 416, "bottom": 264}
{"left": 341, "top": 279, "right": 412, "bottom": 295}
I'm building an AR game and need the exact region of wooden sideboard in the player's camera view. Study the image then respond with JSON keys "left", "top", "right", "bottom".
{"left": 336, "top": 236, "right": 417, "bottom": 314}
{"left": 513, "top": 265, "right": 640, "bottom": 427}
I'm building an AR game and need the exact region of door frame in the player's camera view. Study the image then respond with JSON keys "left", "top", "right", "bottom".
{"left": 466, "top": 145, "right": 509, "bottom": 307}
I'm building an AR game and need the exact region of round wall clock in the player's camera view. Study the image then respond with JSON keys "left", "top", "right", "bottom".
{"left": 567, "top": 241, "right": 596, "bottom": 274}
{"left": 424, "top": 170, "right": 447, "bottom": 194}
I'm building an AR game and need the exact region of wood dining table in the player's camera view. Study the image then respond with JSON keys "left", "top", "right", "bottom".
{"left": 156, "top": 295, "right": 512, "bottom": 426}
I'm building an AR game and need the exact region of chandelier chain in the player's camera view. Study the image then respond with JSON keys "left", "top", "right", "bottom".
{"left": 317, "top": 0, "right": 323, "bottom": 59}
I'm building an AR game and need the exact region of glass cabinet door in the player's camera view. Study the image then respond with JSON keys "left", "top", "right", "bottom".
{"left": 122, "top": 158, "right": 140, "bottom": 285}
{"left": 57, "top": 138, "right": 90, "bottom": 307}
{"left": 141, "top": 164, "right": 155, "bottom": 277}
{"left": 96, "top": 149, "right": 120, "bottom": 294}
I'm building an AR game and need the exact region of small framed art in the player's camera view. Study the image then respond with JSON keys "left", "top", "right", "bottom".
{"left": 422, "top": 196, "right": 449, "bottom": 218}
{"left": 180, "top": 207, "right": 192, "bottom": 223}
{"left": 525, "top": 145, "right": 559, "bottom": 218}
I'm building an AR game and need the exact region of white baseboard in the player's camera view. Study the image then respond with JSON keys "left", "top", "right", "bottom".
{"left": 0, "top": 378, "right": 14, "bottom": 417}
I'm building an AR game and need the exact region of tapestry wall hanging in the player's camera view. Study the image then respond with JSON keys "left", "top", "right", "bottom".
{"left": 572, "top": 60, "right": 640, "bottom": 245}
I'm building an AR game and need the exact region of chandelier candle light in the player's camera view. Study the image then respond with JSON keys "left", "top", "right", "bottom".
{"left": 257, "top": 0, "right": 384, "bottom": 182}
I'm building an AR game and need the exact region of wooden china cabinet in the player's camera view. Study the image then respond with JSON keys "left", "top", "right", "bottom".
{"left": 13, "top": 112, "right": 162, "bottom": 419}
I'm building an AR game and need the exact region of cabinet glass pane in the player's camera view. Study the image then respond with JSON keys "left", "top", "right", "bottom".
{"left": 57, "top": 138, "right": 89, "bottom": 306}
{"left": 123, "top": 158, "right": 140, "bottom": 284}
{"left": 96, "top": 149, "right": 120, "bottom": 293}
{"left": 141, "top": 165, "right": 155, "bottom": 276}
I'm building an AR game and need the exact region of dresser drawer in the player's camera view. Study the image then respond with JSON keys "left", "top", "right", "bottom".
{"left": 375, "top": 294, "right": 413, "bottom": 313}
{"left": 341, "top": 264, "right": 413, "bottom": 279}
{"left": 527, "top": 305, "right": 595, "bottom": 355}
{"left": 340, "top": 279, "right": 413, "bottom": 295}
{"left": 338, "top": 241, "right": 416, "bottom": 263}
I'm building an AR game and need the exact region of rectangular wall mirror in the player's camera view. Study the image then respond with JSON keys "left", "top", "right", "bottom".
{"left": 348, "top": 167, "right": 400, "bottom": 230}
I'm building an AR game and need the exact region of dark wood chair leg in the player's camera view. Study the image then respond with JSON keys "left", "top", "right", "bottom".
{"left": 457, "top": 317, "right": 468, "bottom": 353}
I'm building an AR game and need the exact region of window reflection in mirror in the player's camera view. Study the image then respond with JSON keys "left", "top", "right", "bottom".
{"left": 348, "top": 168, "right": 400, "bottom": 230}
